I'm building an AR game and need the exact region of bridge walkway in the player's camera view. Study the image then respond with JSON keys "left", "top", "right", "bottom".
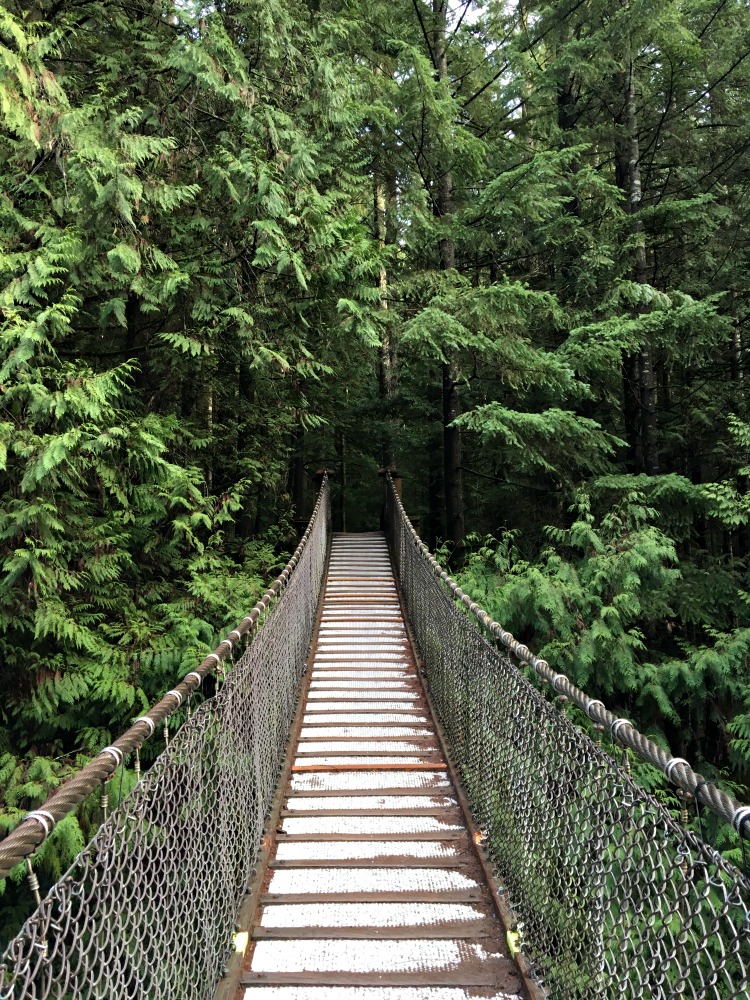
{"left": 238, "top": 532, "right": 526, "bottom": 999}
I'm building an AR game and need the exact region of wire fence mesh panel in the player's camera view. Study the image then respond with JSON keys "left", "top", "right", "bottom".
{"left": 0, "top": 482, "right": 329, "bottom": 1000}
{"left": 385, "top": 482, "right": 750, "bottom": 1000}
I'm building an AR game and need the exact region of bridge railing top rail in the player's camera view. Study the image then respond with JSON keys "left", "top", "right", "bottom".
{"left": 0, "top": 474, "right": 330, "bottom": 880}
{"left": 385, "top": 473, "right": 750, "bottom": 841}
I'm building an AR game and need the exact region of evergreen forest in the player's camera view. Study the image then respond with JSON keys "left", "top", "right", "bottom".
{"left": 2, "top": 0, "right": 750, "bottom": 938}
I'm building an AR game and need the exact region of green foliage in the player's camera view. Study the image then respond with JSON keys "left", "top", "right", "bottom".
{"left": 0, "top": 0, "right": 379, "bottom": 941}
{"left": 457, "top": 473, "right": 750, "bottom": 807}
{"left": 3, "top": 0, "right": 750, "bottom": 949}
{"left": 461, "top": 490, "right": 680, "bottom": 698}
{"left": 0, "top": 748, "right": 141, "bottom": 940}
{"left": 458, "top": 406, "right": 624, "bottom": 478}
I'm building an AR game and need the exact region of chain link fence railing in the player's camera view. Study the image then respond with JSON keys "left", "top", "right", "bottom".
{"left": 0, "top": 479, "right": 330, "bottom": 1000}
{"left": 385, "top": 476, "right": 750, "bottom": 1000}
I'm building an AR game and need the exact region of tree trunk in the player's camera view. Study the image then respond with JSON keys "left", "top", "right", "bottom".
{"left": 124, "top": 292, "right": 145, "bottom": 391}
{"left": 428, "top": 421, "right": 445, "bottom": 548}
{"left": 729, "top": 316, "right": 749, "bottom": 558}
{"left": 555, "top": 32, "right": 581, "bottom": 223}
{"left": 206, "top": 388, "right": 214, "bottom": 492}
{"left": 442, "top": 360, "right": 465, "bottom": 554}
{"left": 334, "top": 426, "right": 346, "bottom": 532}
{"left": 616, "top": 59, "right": 658, "bottom": 475}
{"left": 433, "top": 0, "right": 465, "bottom": 558}
{"left": 289, "top": 422, "right": 305, "bottom": 519}
{"left": 374, "top": 148, "right": 397, "bottom": 470}
{"left": 730, "top": 318, "right": 744, "bottom": 391}
{"left": 621, "top": 352, "right": 641, "bottom": 471}
{"left": 639, "top": 343, "right": 659, "bottom": 475}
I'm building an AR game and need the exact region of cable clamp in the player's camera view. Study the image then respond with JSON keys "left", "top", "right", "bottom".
{"left": 134, "top": 716, "right": 156, "bottom": 737}
{"left": 25, "top": 810, "right": 56, "bottom": 838}
{"left": 185, "top": 672, "right": 202, "bottom": 686}
{"left": 552, "top": 674, "right": 568, "bottom": 693}
{"left": 692, "top": 778, "right": 712, "bottom": 799}
{"left": 731, "top": 805, "right": 750, "bottom": 834}
{"left": 205, "top": 653, "right": 221, "bottom": 665}
{"left": 100, "top": 746, "right": 124, "bottom": 768}
{"left": 228, "top": 630, "right": 242, "bottom": 642}
{"left": 166, "top": 690, "right": 183, "bottom": 706}
{"left": 586, "top": 699, "right": 605, "bottom": 720}
{"left": 610, "top": 718, "right": 633, "bottom": 741}
{"left": 664, "top": 757, "right": 690, "bottom": 783}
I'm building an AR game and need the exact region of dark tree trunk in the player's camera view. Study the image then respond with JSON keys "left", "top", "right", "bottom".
{"left": 374, "top": 69, "right": 398, "bottom": 471}
{"left": 639, "top": 344, "right": 659, "bottom": 475}
{"left": 428, "top": 423, "right": 445, "bottom": 548}
{"left": 615, "top": 60, "right": 658, "bottom": 475}
{"left": 334, "top": 426, "right": 346, "bottom": 532}
{"left": 124, "top": 292, "right": 146, "bottom": 391}
{"left": 621, "top": 353, "right": 641, "bottom": 471}
{"left": 289, "top": 423, "right": 306, "bottom": 519}
{"left": 556, "top": 57, "right": 581, "bottom": 220}
{"left": 442, "top": 361, "right": 465, "bottom": 555}
{"left": 433, "top": 0, "right": 465, "bottom": 559}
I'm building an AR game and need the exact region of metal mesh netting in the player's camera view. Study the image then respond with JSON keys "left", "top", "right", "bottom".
{"left": 0, "top": 482, "right": 330, "bottom": 1000}
{"left": 385, "top": 485, "right": 750, "bottom": 1000}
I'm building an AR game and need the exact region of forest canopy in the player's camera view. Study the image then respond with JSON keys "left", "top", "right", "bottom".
{"left": 2, "top": 0, "right": 750, "bottom": 930}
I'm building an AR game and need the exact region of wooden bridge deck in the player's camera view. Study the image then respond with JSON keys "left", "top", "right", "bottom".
{"left": 237, "top": 532, "right": 526, "bottom": 1000}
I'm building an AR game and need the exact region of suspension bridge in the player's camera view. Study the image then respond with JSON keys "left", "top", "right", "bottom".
{"left": 0, "top": 475, "right": 748, "bottom": 999}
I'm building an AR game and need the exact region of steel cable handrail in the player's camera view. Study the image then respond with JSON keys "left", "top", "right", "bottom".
{"left": 385, "top": 473, "right": 749, "bottom": 999}
{"left": 385, "top": 473, "right": 750, "bottom": 839}
{"left": 0, "top": 474, "right": 330, "bottom": 880}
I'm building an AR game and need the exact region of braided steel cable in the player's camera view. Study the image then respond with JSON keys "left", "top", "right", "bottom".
{"left": 384, "top": 474, "right": 750, "bottom": 999}
{"left": 0, "top": 475, "right": 330, "bottom": 880}
{"left": 384, "top": 474, "right": 749, "bottom": 839}
{"left": 0, "top": 477, "right": 330, "bottom": 1000}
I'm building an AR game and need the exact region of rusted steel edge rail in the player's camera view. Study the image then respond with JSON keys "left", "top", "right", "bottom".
{"left": 0, "top": 475, "right": 329, "bottom": 880}
{"left": 386, "top": 473, "right": 750, "bottom": 840}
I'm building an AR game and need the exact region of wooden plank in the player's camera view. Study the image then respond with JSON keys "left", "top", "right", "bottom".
{"left": 323, "top": 600, "right": 401, "bottom": 605}
{"left": 285, "top": 787, "right": 454, "bottom": 797}
{"left": 308, "top": 678, "right": 417, "bottom": 681}
{"left": 295, "top": 752, "right": 440, "bottom": 763}
{"left": 306, "top": 687, "right": 421, "bottom": 691}
{"left": 299, "top": 722, "right": 427, "bottom": 729}
{"left": 291, "top": 763, "right": 448, "bottom": 772}
{"left": 241, "top": 970, "right": 504, "bottom": 987}
{"left": 303, "top": 709, "right": 425, "bottom": 716}
{"left": 313, "top": 660, "right": 410, "bottom": 665}
{"left": 296, "top": 736, "right": 436, "bottom": 743}
{"left": 294, "top": 754, "right": 442, "bottom": 763}
{"left": 313, "top": 659, "right": 410, "bottom": 664}
{"left": 307, "top": 686, "right": 420, "bottom": 715}
{"left": 251, "top": 923, "right": 493, "bottom": 940}
{"left": 279, "top": 807, "right": 463, "bottom": 817}
{"left": 312, "top": 660, "right": 411, "bottom": 665}
{"left": 320, "top": 616, "right": 403, "bottom": 622}
{"left": 296, "top": 744, "right": 437, "bottom": 750}
{"left": 323, "top": 590, "right": 398, "bottom": 595}
{"left": 260, "top": 889, "right": 483, "bottom": 904}
{"left": 269, "top": 858, "right": 470, "bottom": 869}
{"left": 275, "top": 831, "right": 464, "bottom": 842}
{"left": 310, "top": 671, "right": 414, "bottom": 676}
{"left": 316, "top": 643, "right": 410, "bottom": 663}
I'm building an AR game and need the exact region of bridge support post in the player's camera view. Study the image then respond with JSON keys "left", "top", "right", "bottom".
{"left": 378, "top": 467, "right": 401, "bottom": 530}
